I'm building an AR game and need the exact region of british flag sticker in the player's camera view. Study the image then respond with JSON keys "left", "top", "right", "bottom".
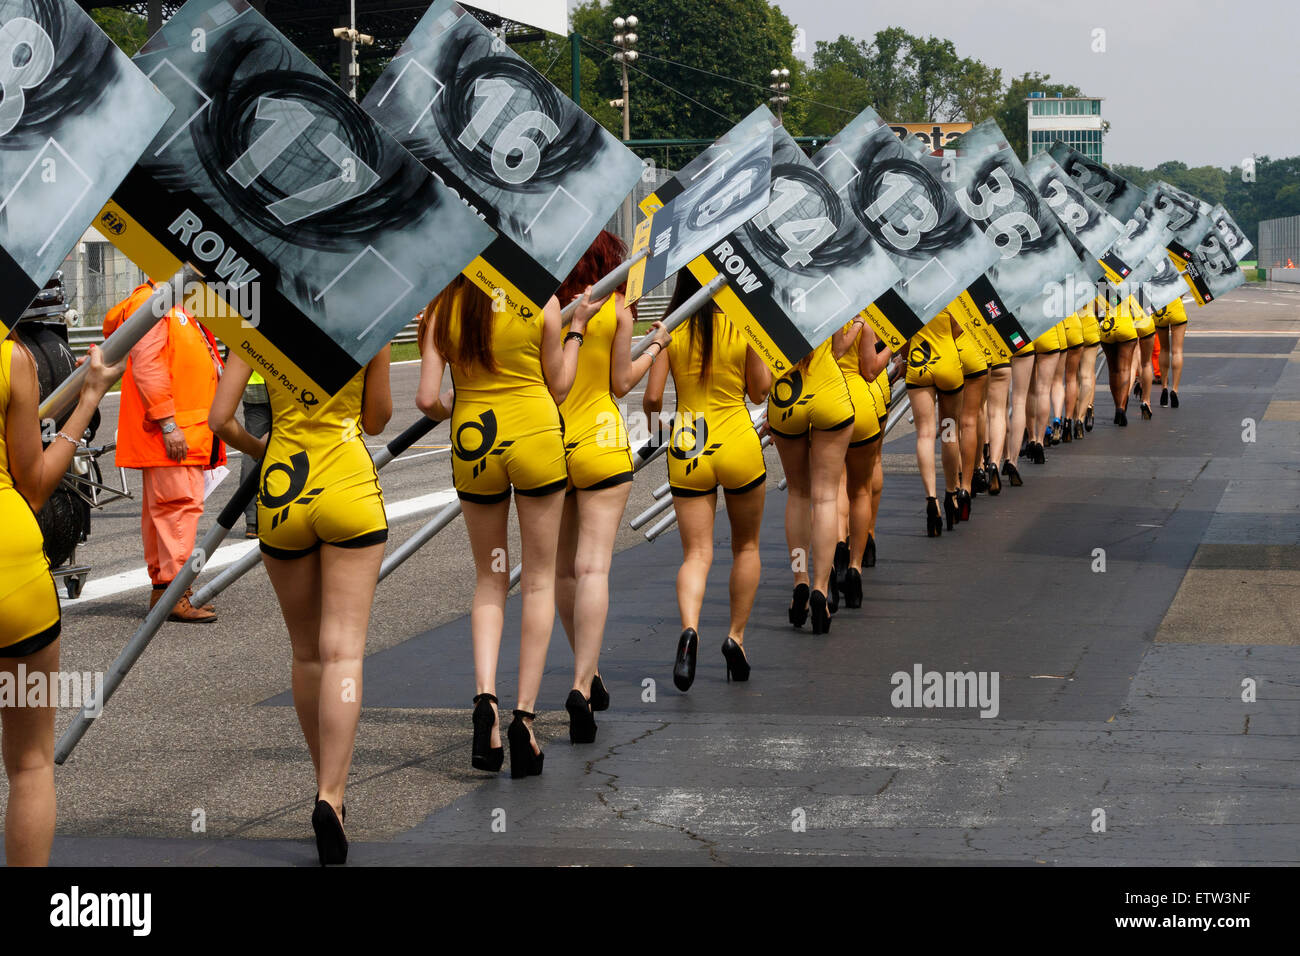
{"left": 985, "top": 301, "right": 1001, "bottom": 319}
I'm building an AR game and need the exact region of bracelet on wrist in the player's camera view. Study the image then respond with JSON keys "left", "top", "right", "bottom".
{"left": 564, "top": 331, "right": 584, "bottom": 346}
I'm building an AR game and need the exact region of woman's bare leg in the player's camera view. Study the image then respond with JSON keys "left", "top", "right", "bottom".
{"left": 908, "top": 386, "right": 939, "bottom": 498}
{"left": 1008, "top": 355, "right": 1034, "bottom": 462}
{"left": 723, "top": 484, "right": 765, "bottom": 643}
{"left": 773, "top": 432, "right": 812, "bottom": 588}
{"left": 1, "top": 639, "right": 59, "bottom": 866}
{"left": 672, "top": 491, "right": 716, "bottom": 631}
{"left": 809, "top": 425, "right": 853, "bottom": 594}
{"left": 958, "top": 373, "right": 987, "bottom": 491}
{"left": 564, "top": 484, "right": 631, "bottom": 697}
{"left": 985, "top": 365, "right": 1012, "bottom": 465}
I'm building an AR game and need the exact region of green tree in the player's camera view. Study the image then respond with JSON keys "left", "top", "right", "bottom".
{"left": 91, "top": 8, "right": 149, "bottom": 56}
{"left": 801, "top": 29, "right": 1002, "bottom": 134}
{"left": 569, "top": 0, "right": 805, "bottom": 167}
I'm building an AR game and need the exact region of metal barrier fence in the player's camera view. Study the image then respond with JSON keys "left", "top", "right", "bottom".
{"left": 1258, "top": 214, "right": 1300, "bottom": 270}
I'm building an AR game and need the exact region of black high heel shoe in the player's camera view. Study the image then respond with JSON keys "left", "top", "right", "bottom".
{"left": 986, "top": 463, "right": 1001, "bottom": 496}
{"left": 589, "top": 673, "right": 610, "bottom": 712}
{"left": 1085, "top": 405, "right": 1094, "bottom": 431}
{"left": 314, "top": 791, "right": 345, "bottom": 825}
{"left": 471, "top": 693, "right": 504, "bottom": 772}
{"left": 1115, "top": 407, "right": 1128, "bottom": 427}
{"left": 507, "top": 710, "right": 544, "bottom": 779}
{"left": 1074, "top": 418, "right": 1084, "bottom": 440}
{"left": 1002, "top": 460, "right": 1023, "bottom": 487}
{"left": 565, "top": 689, "right": 597, "bottom": 744}
{"left": 971, "top": 466, "right": 988, "bottom": 494}
{"left": 865, "top": 534, "right": 877, "bottom": 568}
{"left": 1160, "top": 386, "right": 1169, "bottom": 407}
{"left": 1062, "top": 418, "right": 1073, "bottom": 443}
{"left": 833, "top": 540, "right": 850, "bottom": 576}
{"left": 957, "top": 488, "right": 972, "bottom": 522}
{"left": 810, "top": 590, "right": 831, "bottom": 634}
{"left": 788, "top": 583, "right": 810, "bottom": 628}
{"left": 1031, "top": 441, "right": 1046, "bottom": 465}
{"left": 721, "top": 638, "right": 750, "bottom": 682}
{"left": 842, "top": 567, "right": 863, "bottom": 608}
{"left": 673, "top": 627, "right": 698, "bottom": 690}
{"left": 1140, "top": 402, "right": 1152, "bottom": 420}
{"left": 1133, "top": 379, "right": 1142, "bottom": 398}
{"left": 1170, "top": 390, "right": 1179, "bottom": 409}
{"left": 926, "top": 496, "right": 942, "bottom": 537}
{"left": 311, "top": 799, "right": 347, "bottom": 866}
{"left": 943, "top": 491, "right": 958, "bottom": 531}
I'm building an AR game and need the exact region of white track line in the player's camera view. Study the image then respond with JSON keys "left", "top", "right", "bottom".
{"left": 62, "top": 488, "right": 458, "bottom": 607}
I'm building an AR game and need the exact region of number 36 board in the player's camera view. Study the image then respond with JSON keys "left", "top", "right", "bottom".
{"left": 363, "top": 0, "right": 645, "bottom": 321}
{"left": 102, "top": 0, "right": 495, "bottom": 411}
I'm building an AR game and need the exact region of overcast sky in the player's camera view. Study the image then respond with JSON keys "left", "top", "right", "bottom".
{"left": 567, "top": 0, "right": 1299, "bottom": 169}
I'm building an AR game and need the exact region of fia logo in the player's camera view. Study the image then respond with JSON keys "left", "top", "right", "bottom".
{"left": 100, "top": 210, "right": 127, "bottom": 236}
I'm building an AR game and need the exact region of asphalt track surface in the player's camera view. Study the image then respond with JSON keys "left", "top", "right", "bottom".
{"left": 2, "top": 284, "right": 1297, "bottom": 865}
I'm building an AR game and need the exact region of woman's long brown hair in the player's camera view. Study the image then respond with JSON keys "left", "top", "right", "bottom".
{"left": 425, "top": 275, "right": 496, "bottom": 374}
{"left": 664, "top": 270, "right": 715, "bottom": 384}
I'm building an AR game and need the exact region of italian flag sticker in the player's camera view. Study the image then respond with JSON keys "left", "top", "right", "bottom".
{"left": 1009, "top": 330, "right": 1026, "bottom": 349}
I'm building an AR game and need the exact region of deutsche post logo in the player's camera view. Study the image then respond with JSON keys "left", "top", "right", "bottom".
{"left": 453, "top": 410, "right": 513, "bottom": 478}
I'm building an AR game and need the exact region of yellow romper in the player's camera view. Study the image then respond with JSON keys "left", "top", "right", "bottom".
{"left": 667, "top": 310, "right": 766, "bottom": 496}
{"left": 259, "top": 368, "right": 388, "bottom": 559}
{"left": 558, "top": 297, "right": 633, "bottom": 492}
{"left": 446, "top": 307, "right": 568, "bottom": 503}
{"left": 1032, "top": 321, "right": 1065, "bottom": 354}
{"left": 768, "top": 336, "right": 856, "bottom": 437}
{"left": 1153, "top": 297, "right": 1188, "bottom": 327}
{"left": 905, "top": 313, "right": 965, "bottom": 393}
{"left": 0, "top": 340, "right": 61, "bottom": 655}
{"left": 837, "top": 323, "right": 882, "bottom": 447}
{"left": 1098, "top": 297, "right": 1139, "bottom": 344}
{"left": 1063, "top": 313, "right": 1084, "bottom": 348}
{"left": 1081, "top": 298, "right": 1103, "bottom": 346}
{"left": 1133, "top": 299, "right": 1157, "bottom": 339}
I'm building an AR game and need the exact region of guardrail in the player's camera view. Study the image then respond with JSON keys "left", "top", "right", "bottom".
{"left": 59, "top": 290, "right": 675, "bottom": 357}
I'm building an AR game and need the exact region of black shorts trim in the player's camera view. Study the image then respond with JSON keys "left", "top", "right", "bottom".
{"left": 989, "top": 362, "right": 1011, "bottom": 371}
{"left": 1066, "top": 343, "right": 1084, "bottom": 350}
{"left": 723, "top": 472, "right": 766, "bottom": 495}
{"left": 0, "top": 619, "right": 61, "bottom": 658}
{"left": 849, "top": 432, "right": 883, "bottom": 448}
{"left": 1138, "top": 329, "right": 1157, "bottom": 340}
{"left": 767, "top": 423, "right": 806, "bottom": 439}
{"left": 260, "top": 540, "right": 323, "bottom": 561}
{"left": 822, "top": 415, "right": 855, "bottom": 433}
{"left": 1034, "top": 347, "right": 1061, "bottom": 356}
{"left": 669, "top": 484, "right": 718, "bottom": 498}
{"left": 457, "top": 488, "right": 512, "bottom": 505}
{"left": 329, "top": 528, "right": 389, "bottom": 550}
{"left": 515, "top": 477, "right": 568, "bottom": 498}
{"left": 906, "top": 382, "right": 965, "bottom": 395}
{"left": 572, "top": 471, "right": 634, "bottom": 494}
{"left": 962, "top": 368, "right": 989, "bottom": 381}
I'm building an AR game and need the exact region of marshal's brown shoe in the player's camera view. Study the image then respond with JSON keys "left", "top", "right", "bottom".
{"left": 168, "top": 594, "right": 217, "bottom": 623}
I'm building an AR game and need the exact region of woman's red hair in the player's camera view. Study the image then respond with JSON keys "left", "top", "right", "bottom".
{"left": 557, "top": 230, "right": 636, "bottom": 318}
